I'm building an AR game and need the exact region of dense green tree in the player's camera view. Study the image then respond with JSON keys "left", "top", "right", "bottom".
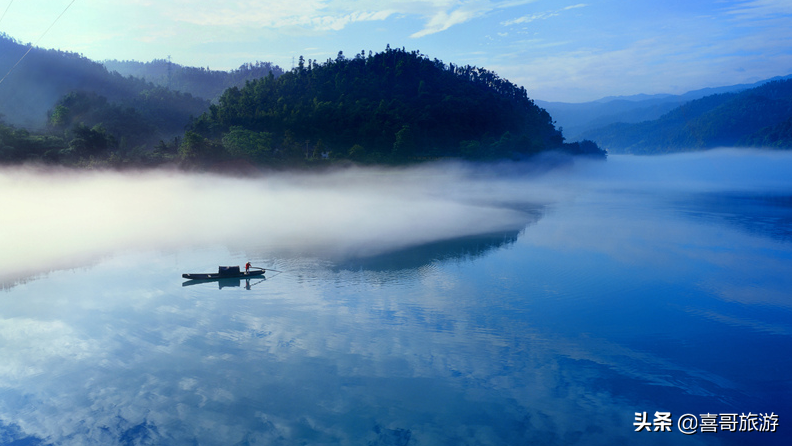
{"left": 0, "top": 117, "right": 67, "bottom": 163}
{"left": 392, "top": 125, "right": 416, "bottom": 158}
{"left": 179, "top": 131, "right": 213, "bottom": 161}
{"left": 742, "top": 116, "right": 792, "bottom": 148}
{"left": 69, "top": 123, "right": 115, "bottom": 157}
{"left": 221, "top": 127, "right": 274, "bottom": 161}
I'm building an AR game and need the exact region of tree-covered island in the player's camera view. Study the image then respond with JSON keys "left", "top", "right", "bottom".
{"left": 183, "top": 47, "right": 605, "bottom": 167}
{"left": 0, "top": 41, "right": 605, "bottom": 169}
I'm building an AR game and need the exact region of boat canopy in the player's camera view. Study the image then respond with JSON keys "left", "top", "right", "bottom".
{"left": 218, "top": 266, "right": 241, "bottom": 275}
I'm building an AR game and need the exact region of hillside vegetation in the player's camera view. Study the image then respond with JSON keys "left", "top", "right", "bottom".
{"left": 184, "top": 47, "right": 603, "bottom": 166}
{"left": 583, "top": 79, "right": 792, "bottom": 154}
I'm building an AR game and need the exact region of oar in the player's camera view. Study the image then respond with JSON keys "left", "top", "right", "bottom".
{"left": 251, "top": 266, "right": 283, "bottom": 273}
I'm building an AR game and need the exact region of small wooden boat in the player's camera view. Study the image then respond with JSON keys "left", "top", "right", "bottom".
{"left": 182, "top": 266, "right": 265, "bottom": 280}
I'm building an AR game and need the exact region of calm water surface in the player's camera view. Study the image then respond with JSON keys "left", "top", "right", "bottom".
{"left": 1, "top": 153, "right": 791, "bottom": 445}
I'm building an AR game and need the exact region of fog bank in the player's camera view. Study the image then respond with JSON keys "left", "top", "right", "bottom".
{"left": 3, "top": 149, "right": 792, "bottom": 284}
{"left": 0, "top": 163, "right": 548, "bottom": 283}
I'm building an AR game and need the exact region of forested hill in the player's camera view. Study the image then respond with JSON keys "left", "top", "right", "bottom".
{"left": 103, "top": 59, "right": 285, "bottom": 102}
{"left": 184, "top": 47, "right": 604, "bottom": 165}
{"left": 582, "top": 78, "right": 792, "bottom": 154}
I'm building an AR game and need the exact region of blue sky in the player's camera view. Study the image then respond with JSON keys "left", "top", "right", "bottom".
{"left": 1, "top": 0, "right": 791, "bottom": 101}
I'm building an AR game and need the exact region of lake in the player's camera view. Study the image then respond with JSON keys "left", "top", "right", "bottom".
{"left": 1, "top": 150, "right": 790, "bottom": 445}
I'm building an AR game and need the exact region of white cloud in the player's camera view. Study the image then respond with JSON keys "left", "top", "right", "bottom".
{"left": 0, "top": 318, "right": 100, "bottom": 379}
{"left": 309, "top": 9, "right": 397, "bottom": 31}
{"left": 502, "top": 3, "right": 586, "bottom": 26}
{"left": 410, "top": 0, "right": 540, "bottom": 38}
{"left": 725, "top": 0, "right": 792, "bottom": 19}
{"left": 410, "top": 7, "right": 482, "bottom": 38}
{"left": 502, "top": 11, "right": 558, "bottom": 26}
{"left": 130, "top": 1, "right": 407, "bottom": 31}
{"left": 125, "top": 0, "right": 393, "bottom": 29}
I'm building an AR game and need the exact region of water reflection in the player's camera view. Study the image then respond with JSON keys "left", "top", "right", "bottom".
{"left": 674, "top": 192, "right": 792, "bottom": 242}
{"left": 182, "top": 277, "right": 267, "bottom": 289}
{"left": 333, "top": 229, "right": 525, "bottom": 272}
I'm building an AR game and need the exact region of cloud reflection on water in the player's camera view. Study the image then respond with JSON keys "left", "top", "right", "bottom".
{"left": 0, "top": 249, "right": 720, "bottom": 446}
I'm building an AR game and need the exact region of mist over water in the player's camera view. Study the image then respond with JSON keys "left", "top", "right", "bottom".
{"left": 0, "top": 162, "right": 544, "bottom": 283}
{"left": 3, "top": 149, "right": 792, "bottom": 284}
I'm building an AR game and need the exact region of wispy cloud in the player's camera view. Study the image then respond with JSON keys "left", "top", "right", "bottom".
{"left": 724, "top": 0, "right": 792, "bottom": 19}
{"left": 410, "top": 6, "right": 483, "bottom": 38}
{"left": 141, "top": 0, "right": 394, "bottom": 29}
{"left": 502, "top": 3, "right": 586, "bottom": 26}
{"left": 128, "top": 0, "right": 538, "bottom": 38}
{"left": 411, "top": 0, "right": 540, "bottom": 38}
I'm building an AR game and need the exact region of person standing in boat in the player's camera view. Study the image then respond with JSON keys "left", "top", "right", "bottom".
{"left": 245, "top": 262, "right": 251, "bottom": 273}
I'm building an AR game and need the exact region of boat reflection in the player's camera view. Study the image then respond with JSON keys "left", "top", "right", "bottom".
{"left": 181, "top": 277, "right": 266, "bottom": 289}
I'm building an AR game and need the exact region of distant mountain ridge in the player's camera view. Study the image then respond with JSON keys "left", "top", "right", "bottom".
{"left": 578, "top": 78, "right": 792, "bottom": 153}
{"left": 537, "top": 75, "right": 792, "bottom": 140}
{"left": 0, "top": 33, "right": 285, "bottom": 129}
{"left": 102, "top": 59, "right": 285, "bottom": 102}
{"left": 0, "top": 33, "right": 153, "bottom": 128}
{"left": 592, "top": 76, "right": 792, "bottom": 103}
